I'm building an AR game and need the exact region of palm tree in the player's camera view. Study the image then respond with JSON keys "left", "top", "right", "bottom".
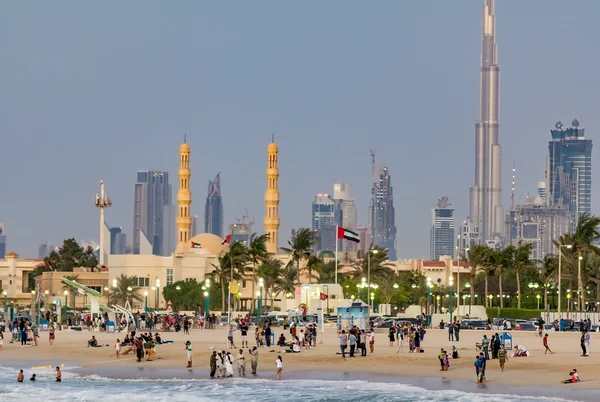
{"left": 464, "top": 244, "right": 489, "bottom": 302}
{"left": 512, "top": 242, "right": 537, "bottom": 308}
{"left": 113, "top": 274, "right": 143, "bottom": 307}
{"left": 484, "top": 246, "right": 515, "bottom": 308}
{"left": 258, "top": 258, "right": 284, "bottom": 310}
{"left": 210, "top": 242, "right": 249, "bottom": 313}
{"left": 61, "top": 274, "right": 80, "bottom": 309}
{"left": 315, "top": 260, "right": 338, "bottom": 283}
{"left": 274, "top": 263, "right": 298, "bottom": 300}
{"left": 540, "top": 254, "right": 558, "bottom": 310}
{"left": 352, "top": 246, "right": 395, "bottom": 284}
{"left": 247, "top": 233, "right": 269, "bottom": 314}
{"left": 305, "top": 255, "right": 323, "bottom": 284}
{"left": 585, "top": 252, "right": 600, "bottom": 302}
{"left": 570, "top": 213, "right": 600, "bottom": 308}
{"left": 281, "top": 228, "right": 318, "bottom": 285}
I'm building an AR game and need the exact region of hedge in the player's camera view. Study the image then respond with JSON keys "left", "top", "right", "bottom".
{"left": 485, "top": 308, "right": 552, "bottom": 320}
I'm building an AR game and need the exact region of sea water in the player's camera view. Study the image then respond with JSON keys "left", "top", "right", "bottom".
{"left": 0, "top": 365, "right": 575, "bottom": 401}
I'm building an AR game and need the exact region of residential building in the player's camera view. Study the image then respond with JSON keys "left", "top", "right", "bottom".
{"left": 458, "top": 220, "right": 480, "bottom": 251}
{"left": 547, "top": 119, "right": 592, "bottom": 220}
{"left": 430, "top": 197, "right": 455, "bottom": 260}
{"left": 355, "top": 226, "right": 368, "bottom": 256}
{"left": 369, "top": 167, "right": 397, "bottom": 260}
{"left": 312, "top": 194, "right": 336, "bottom": 252}
{"left": 133, "top": 170, "right": 171, "bottom": 256}
{"left": 505, "top": 196, "right": 571, "bottom": 261}
{"left": 38, "top": 242, "right": 55, "bottom": 259}
{"left": 228, "top": 223, "right": 251, "bottom": 246}
{"left": 333, "top": 183, "right": 358, "bottom": 252}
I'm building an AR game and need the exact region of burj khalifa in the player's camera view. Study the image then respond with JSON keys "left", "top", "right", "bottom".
{"left": 469, "top": 0, "right": 503, "bottom": 242}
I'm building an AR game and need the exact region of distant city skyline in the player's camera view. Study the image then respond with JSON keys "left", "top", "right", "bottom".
{"left": 3, "top": 1, "right": 600, "bottom": 259}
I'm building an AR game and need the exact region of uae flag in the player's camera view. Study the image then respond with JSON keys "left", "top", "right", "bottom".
{"left": 221, "top": 234, "right": 232, "bottom": 245}
{"left": 319, "top": 292, "right": 328, "bottom": 301}
{"left": 337, "top": 226, "right": 360, "bottom": 243}
{"left": 191, "top": 242, "right": 202, "bottom": 249}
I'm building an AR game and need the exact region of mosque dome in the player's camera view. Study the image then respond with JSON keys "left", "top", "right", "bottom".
{"left": 188, "top": 233, "right": 227, "bottom": 255}
{"left": 319, "top": 250, "right": 335, "bottom": 259}
{"left": 180, "top": 142, "right": 190, "bottom": 153}
{"left": 268, "top": 142, "right": 278, "bottom": 153}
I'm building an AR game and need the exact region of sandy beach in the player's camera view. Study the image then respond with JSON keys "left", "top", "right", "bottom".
{"left": 1, "top": 325, "right": 598, "bottom": 398}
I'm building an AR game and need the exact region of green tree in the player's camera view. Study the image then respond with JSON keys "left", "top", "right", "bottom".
{"left": 484, "top": 246, "right": 515, "bottom": 308}
{"left": 274, "top": 263, "right": 297, "bottom": 301}
{"left": 247, "top": 233, "right": 269, "bottom": 315}
{"left": 464, "top": 244, "right": 490, "bottom": 302}
{"left": 281, "top": 228, "right": 318, "bottom": 285}
{"left": 44, "top": 238, "right": 99, "bottom": 272}
{"left": 162, "top": 280, "right": 204, "bottom": 311}
{"left": 209, "top": 241, "right": 249, "bottom": 313}
{"left": 113, "top": 274, "right": 143, "bottom": 307}
{"left": 512, "top": 243, "right": 537, "bottom": 308}
{"left": 315, "top": 259, "right": 338, "bottom": 283}
{"left": 258, "top": 258, "right": 284, "bottom": 310}
{"left": 352, "top": 246, "right": 395, "bottom": 284}
{"left": 570, "top": 213, "right": 600, "bottom": 308}
{"left": 304, "top": 255, "right": 322, "bottom": 284}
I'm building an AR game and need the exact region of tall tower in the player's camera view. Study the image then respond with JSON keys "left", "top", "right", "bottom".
{"left": 264, "top": 136, "right": 280, "bottom": 254}
{"left": 469, "top": 0, "right": 503, "bottom": 242}
{"left": 175, "top": 136, "right": 192, "bottom": 253}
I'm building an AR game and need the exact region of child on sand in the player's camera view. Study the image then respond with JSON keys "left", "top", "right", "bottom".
{"left": 275, "top": 355, "right": 283, "bottom": 380}
{"left": 115, "top": 339, "right": 121, "bottom": 358}
{"left": 443, "top": 350, "right": 450, "bottom": 371}
{"left": 498, "top": 344, "right": 507, "bottom": 371}
{"left": 543, "top": 334, "right": 553, "bottom": 354}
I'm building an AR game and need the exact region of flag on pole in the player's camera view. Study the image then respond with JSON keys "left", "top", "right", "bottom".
{"left": 45, "top": 259, "right": 53, "bottom": 270}
{"left": 337, "top": 226, "right": 360, "bottom": 243}
{"left": 221, "top": 234, "right": 232, "bottom": 245}
{"left": 191, "top": 242, "right": 202, "bottom": 249}
{"left": 319, "top": 292, "right": 328, "bottom": 301}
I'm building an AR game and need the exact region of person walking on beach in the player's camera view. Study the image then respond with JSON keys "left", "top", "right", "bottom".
{"left": 339, "top": 330, "right": 348, "bottom": 359}
{"left": 145, "top": 337, "right": 154, "bottom": 361}
{"left": 186, "top": 341, "right": 193, "bottom": 367}
{"left": 237, "top": 349, "right": 246, "bottom": 376}
{"left": 474, "top": 355, "right": 481, "bottom": 382}
{"left": 482, "top": 335, "right": 490, "bottom": 360}
{"left": 240, "top": 323, "right": 248, "bottom": 348}
{"left": 55, "top": 366, "right": 62, "bottom": 382}
{"left": 453, "top": 322, "right": 460, "bottom": 342}
{"left": 492, "top": 333, "right": 501, "bottom": 359}
{"left": 580, "top": 330, "right": 587, "bottom": 357}
{"left": 209, "top": 350, "right": 217, "bottom": 379}
{"left": 369, "top": 329, "right": 375, "bottom": 353}
{"left": 115, "top": 339, "right": 121, "bottom": 359}
{"left": 543, "top": 334, "right": 554, "bottom": 354}
{"left": 584, "top": 330, "right": 591, "bottom": 356}
{"left": 49, "top": 326, "right": 55, "bottom": 345}
{"left": 135, "top": 337, "right": 144, "bottom": 363}
{"left": 275, "top": 355, "right": 283, "bottom": 380}
{"left": 228, "top": 325, "right": 236, "bottom": 349}
{"left": 478, "top": 352, "right": 487, "bottom": 382}
{"left": 250, "top": 346, "right": 259, "bottom": 375}
{"left": 448, "top": 322, "right": 454, "bottom": 341}
{"left": 498, "top": 344, "right": 507, "bottom": 372}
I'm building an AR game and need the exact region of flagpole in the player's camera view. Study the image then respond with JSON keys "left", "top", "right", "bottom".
{"left": 335, "top": 226, "right": 338, "bottom": 285}
{"left": 228, "top": 225, "right": 235, "bottom": 326}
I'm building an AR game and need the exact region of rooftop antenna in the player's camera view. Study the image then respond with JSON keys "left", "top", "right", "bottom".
{"left": 271, "top": 132, "right": 275, "bottom": 143}
{"left": 511, "top": 159, "right": 516, "bottom": 209}
{"left": 370, "top": 148, "right": 377, "bottom": 179}
{"left": 184, "top": 133, "right": 187, "bottom": 143}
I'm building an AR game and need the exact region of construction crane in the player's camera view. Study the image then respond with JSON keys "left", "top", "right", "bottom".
{"left": 370, "top": 148, "right": 377, "bottom": 179}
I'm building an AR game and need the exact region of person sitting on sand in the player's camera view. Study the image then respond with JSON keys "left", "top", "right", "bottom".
{"left": 154, "top": 333, "right": 163, "bottom": 344}
{"left": 88, "top": 336, "right": 98, "bottom": 347}
{"left": 451, "top": 346, "right": 459, "bottom": 359}
{"left": 277, "top": 333, "right": 286, "bottom": 347}
{"left": 562, "top": 371, "right": 580, "bottom": 384}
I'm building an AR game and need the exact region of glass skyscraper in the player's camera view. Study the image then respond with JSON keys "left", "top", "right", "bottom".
{"left": 547, "top": 119, "right": 592, "bottom": 219}
{"left": 369, "top": 167, "right": 397, "bottom": 260}
{"left": 312, "top": 194, "right": 336, "bottom": 252}
{"left": 205, "top": 173, "right": 223, "bottom": 238}
{"left": 430, "top": 197, "right": 455, "bottom": 260}
{"left": 133, "top": 170, "right": 171, "bottom": 255}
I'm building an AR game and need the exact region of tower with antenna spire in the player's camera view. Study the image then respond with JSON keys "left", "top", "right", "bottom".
{"left": 264, "top": 135, "right": 280, "bottom": 254}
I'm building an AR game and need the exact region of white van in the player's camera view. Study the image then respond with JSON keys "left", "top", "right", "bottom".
{"left": 266, "top": 312, "right": 289, "bottom": 326}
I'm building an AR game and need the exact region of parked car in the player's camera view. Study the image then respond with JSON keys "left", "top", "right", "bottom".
{"left": 515, "top": 322, "right": 537, "bottom": 331}
{"left": 461, "top": 319, "right": 488, "bottom": 330}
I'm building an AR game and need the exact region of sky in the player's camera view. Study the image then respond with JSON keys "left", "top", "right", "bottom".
{"left": 2, "top": 0, "right": 600, "bottom": 260}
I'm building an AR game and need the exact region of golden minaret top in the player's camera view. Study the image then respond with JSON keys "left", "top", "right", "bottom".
{"left": 264, "top": 135, "right": 280, "bottom": 254}
{"left": 175, "top": 135, "right": 192, "bottom": 253}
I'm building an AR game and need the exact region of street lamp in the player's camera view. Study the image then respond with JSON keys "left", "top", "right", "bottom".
{"left": 303, "top": 285, "right": 310, "bottom": 306}
{"left": 155, "top": 279, "right": 161, "bottom": 309}
{"left": 257, "top": 278, "right": 264, "bottom": 325}
{"left": 426, "top": 277, "right": 432, "bottom": 319}
{"left": 2, "top": 290, "right": 6, "bottom": 313}
{"left": 112, "top": 279, "right": 117, "bottom": 306}
{"left": 465, "top": 282, "right": 471, "bottom": 315}
{"left": 371, "top": 284, "right": 379, "bottom": 311}
{"left": 204, "top": 279, "right": 210, "bottom": 316}
{"left": 448, "top": 276, "right": 454, "bottom": 322}
{"left": 127, "top": 286, "right": 133, "bottom": 308}
{"left": 536, "top": 294, "right": 541, "bottom": 310}
{"left": 144, "top": 291, "right": 148, "bottom": 313}
{"left": 393, "top": 283, "right": 400, "bottom": 310}
{"left": 367, "top": 249, "right": 379, "bottom": 305}
{"left": 558, "top": 244, "right": 572, "bottom": 317}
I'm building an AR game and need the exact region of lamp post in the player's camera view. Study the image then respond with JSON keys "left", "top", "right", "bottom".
{"left": 448, "top": 275, "right": 454, "bottom": 323}
{"left": 367, "top": 249, "right": 379, "bottom": 305}
{"left": 155, "top": 279, "right": 161, "bottom": 309}
{"left": 127, "top": 286, "right": 133, "bottom": 308}
{"left": 371, "top": 284, "right": 379, "bottom": 311}
{"left": 558, "top": 244, "right": 572, "bottom": 317}
{"left": 303, "top": 285, "right": 310, "bottom": 306}
{"left": 112, "top": 279, "right": 117, "bottom": 306}
{"left": 465, "top": 282, "right": 471, "bottom": 315}
{"left": 361, "top": 277, "right": 367, "bottom": 301}
{"left": 257, "top": 278, "right": 263, "bottom": 325}
{"left": 3, "top": 290, "right": 7, "bottom": 313}
{"left": 144, "top": 291, "right": 148, "bottom": 313}
{"left": 426, "top": 276, "right": 432, "bottom": 315}
{"left": 536, "top": 294, "right": 541, "bottom": 310}
{"left": 578, "top": 253, "right": 584, "bottom": 311}
{"left": 63, "top": 290, "right": 69, "bottom": 320}
{"left": 393, "top": 283, "right": 400, "bottom": 311}
{"left": 204, "top": 279, "right": 210, "bottom": 316}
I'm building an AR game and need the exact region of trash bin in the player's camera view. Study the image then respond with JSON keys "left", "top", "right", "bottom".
{"left": 106, "top": 321, "right": 115, "bottom": 333}
{"left": 40, "top": 320, "right": 49, "bottom": 331}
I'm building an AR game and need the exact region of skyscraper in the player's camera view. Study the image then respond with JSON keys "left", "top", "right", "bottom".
{"left": 133, "top": 171, "right": 171, "bottom": 255}
{"left": 109, "top": 227, "right": 122, "bottom": 254}
{"left": 469, "top": 0, "right": 504, "bottom": 242}
{"left": 369, "top": 167, "right": 397, "bottom": 260}
{"left": 312, "top": 194, "right": 336, "bottom": 252}
{"left": 0, "top": 224, "right": 6, "bottom": 260}
{"left": 109, "top": 227, "right": 127, "bottom": 255}
{"left": 547, "top": 119, "right": 592, "bottom": 219}
{"left": 228, "top": 223, "right": 251, "bottom": 246}
{"left": 38, "top": 242, "right": 55, "bottom": 259}
{"left": 333, "top": 183, "right": 358, "bottom": 252}
{"left": 430, "top": 197, "right": 455, "bottom": 260}
{"left": 205, "top": 173, "right": 224, "bottom": 237}
{"left": 192, "top": 215, "right": 199, "bottom": 237}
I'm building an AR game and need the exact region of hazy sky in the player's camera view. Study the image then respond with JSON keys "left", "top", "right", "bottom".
{"left": 2, "top": 1, "right": 600, "bottom": 259}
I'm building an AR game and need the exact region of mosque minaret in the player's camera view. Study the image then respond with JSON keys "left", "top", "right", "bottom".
{"left": 264, "top": 136, "right": 280, "bottom": 254}
{"left": 175, "top": 135, "right": 192, "bottom": 254}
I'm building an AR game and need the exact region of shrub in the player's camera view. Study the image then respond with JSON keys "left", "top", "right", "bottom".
{"left": 486, "top": 308, "right": 551, "bottom": 320}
